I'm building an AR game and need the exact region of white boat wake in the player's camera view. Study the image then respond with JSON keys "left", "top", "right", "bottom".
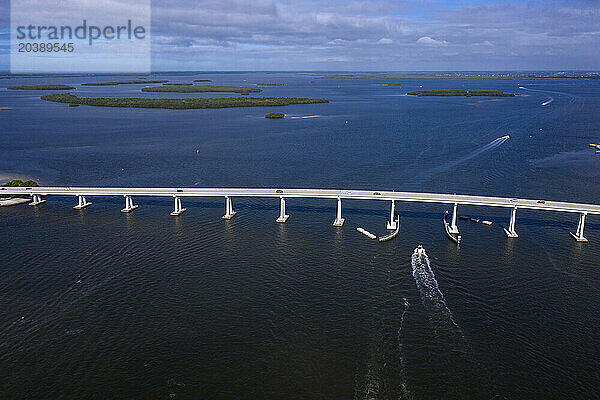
{"left": 397, "top": 297, "right": 412, "bottom": 400}
{"left": 411, "top": 248, "right": 464, "bottom": 339}
{"left": 518, "top": 85, "right": 575, "bottom": 105}
{"left": 289, "top": 115, "right": 321, "bottom": 119}
{"left": 355, "top": 298, "right": 412, "bottom": 400}
{"left": 541, "top": 97, "right": 554, "bottom": 106}
{"left": 410, "top": 246, "right": 498, "bottom": 397}
{"left": 425, "top": 135, "right": 510, "bottom": 177}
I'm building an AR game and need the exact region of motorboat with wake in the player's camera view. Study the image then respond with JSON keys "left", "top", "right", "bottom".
{"left": 413, "top": 245, "right": 427, "bottom": 256}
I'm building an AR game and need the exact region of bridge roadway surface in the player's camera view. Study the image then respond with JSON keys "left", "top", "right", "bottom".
{"left": 2, "top": 187, "right": 600, "bottom": 215}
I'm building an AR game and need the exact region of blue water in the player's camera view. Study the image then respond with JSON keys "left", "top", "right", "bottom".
{"left": 1, "top": 72, "right": 599, "bottom": 399}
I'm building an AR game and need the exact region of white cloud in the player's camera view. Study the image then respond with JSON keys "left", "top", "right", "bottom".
{"left": 376, "top": 37, "right": 393, "bottom": 44}
{"left": 312, "top": 56, "right": 349, "bottom": 62}
{"left": 141, "top": 0, "right": 600, "bottom": 70}
{"left": 416, "top": 36, "right": 448, "bottom": 46}
{"left": 327, "top": 38, "right": 347, "bottom": 45}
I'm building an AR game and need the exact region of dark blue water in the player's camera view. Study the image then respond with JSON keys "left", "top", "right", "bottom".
{"left": 1, "top": 73, "right": 599, "bottom": 399}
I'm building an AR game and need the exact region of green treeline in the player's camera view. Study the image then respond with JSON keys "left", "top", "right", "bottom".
{"left": 81, "top": 80, "right": 168, "bottom": 86}
{"left": 265, "top": 112, "right": 285, "bottom": 118}
{"left": 40, "top": 93, "right": 330, "bottom": 109}
{"left": 141, "top": 85, "right": 262, "bottom": 94}
{"left": 3, "top": 179, "right": 39, "bottom": 187}
{"left": 407, "top": 89, "right": 516, "bottom": 97}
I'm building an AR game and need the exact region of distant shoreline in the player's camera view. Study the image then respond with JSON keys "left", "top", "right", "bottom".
{"left": 310, "top": 72, "right": 600, "bottom": 80}
{"left": 2, "top": 71, "right": 598, "bottom": 80}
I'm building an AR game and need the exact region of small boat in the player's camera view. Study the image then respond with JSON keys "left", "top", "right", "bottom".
{"left": 459, "top": 215, "right": 469, "bottom": 220}
{"left": 482, "top": 220, "right": 492, "bottom": 226}
{"left": 470, "top": 218, "right": 480, "bottom": 223}
{"left": 443, "top": 211, "right": 461, "bottom": 244}
{"left": 413, "top": 245, "right": 426, "bottom": 256}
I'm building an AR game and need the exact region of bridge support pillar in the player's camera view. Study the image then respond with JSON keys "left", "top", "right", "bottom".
{"left": 73, "top": 195, "right": 92, "bottom": 210}
{"left": 386, "top": 200, "right": 397, "bottom": 230}
{"left": 121, "top": 195, "right": 138, "bottom": 213}
{"left": 504, "top": 206, "right": 519, "bottom": 238}
{"left": 570, "top": 213, "right": 588, "bottom": 242}
{"left": 222, "top": 196, "right": 236, "bottom": 220}
{"left": 170, "top": 196, "right": 186, "bottom": 216}
{"left": 333, "top": 197, "right": 345, "bottom": 227}
{"left": 28, "top": 194, "right": 46, "bottom": 206}
{"left": 448, "top": 202, "right": 459, "bottom": 234}
{"left": 276, "top": 197, "right": 289, "bottom": 223}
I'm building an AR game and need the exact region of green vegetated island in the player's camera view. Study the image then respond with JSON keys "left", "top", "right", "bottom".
{"left": 407, "top": 89, "right": 517, "bottom": 97}
{"left": 265, "top": 112, "right": 284, "bottom": 119}
{"left": 81, "top": 80, "right": 168, "bottom": 86}
{"left": 193, "top": 79, "right": 212, "bottom": 82}
{"left": 257, "top": 83, "right": 285, "bottom": 86}
{"left": 8, "top": 84, "right": 75, "bottom": 90}
{"left": 40, "top": 93, "right": 329, "bottom": 110}
{"left": 3, "top": 179, "right": 39, "bottom": 187}
{"left": 142, "top": 85, "right": 262, "bottom": 94}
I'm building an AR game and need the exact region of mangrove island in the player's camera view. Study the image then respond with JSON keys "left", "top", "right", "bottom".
{"left": 265, "top": 112, "right": 285, "bottom": 119}
{"left": 407, "top": 89, "right": 516, "bottom": 97}
{"left": 8, "top": 84, "right": 75, "bottom": 90}
{"left": 141, "top": 85, "right": 262, "bottom": 94}
{"left": 40, "top": 93, "right": 330, "bottom": 109}
{"left": 3, "top": 179, "right": 39, "bottom": 187}
{"left": 81, "top": 80, "right": 168, "bottom": 86}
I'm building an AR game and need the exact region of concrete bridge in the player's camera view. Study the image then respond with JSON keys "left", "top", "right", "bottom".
{"left": 2, "top": 186, "right": 599, "bottom": 242}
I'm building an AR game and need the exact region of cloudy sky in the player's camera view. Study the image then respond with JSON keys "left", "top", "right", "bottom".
{"left": 1, "top": 0, "right": 599, "bottom": 71}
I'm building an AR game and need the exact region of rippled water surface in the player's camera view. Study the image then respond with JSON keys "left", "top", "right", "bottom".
{"left": 1, "top": 73, "right": 599, "bottom": 399}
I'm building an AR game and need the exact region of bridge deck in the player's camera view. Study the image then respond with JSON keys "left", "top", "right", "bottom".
{"left": 2, "top": 187, "right": 600, "bottom": 215}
